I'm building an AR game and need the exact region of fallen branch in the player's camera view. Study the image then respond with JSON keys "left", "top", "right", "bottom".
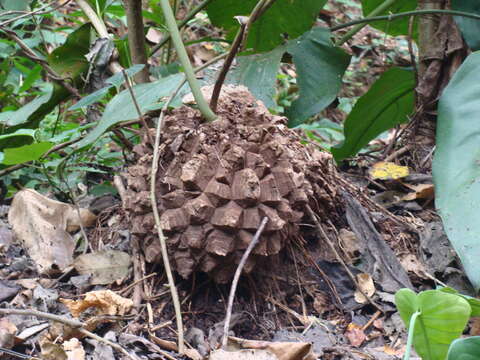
{"left": 222, "top": 217, "right": 269, "bottom": 348}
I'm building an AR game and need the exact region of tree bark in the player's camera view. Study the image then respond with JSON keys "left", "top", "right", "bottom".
{"left": 124, "top": 0, "right": 150, "bottom": 83}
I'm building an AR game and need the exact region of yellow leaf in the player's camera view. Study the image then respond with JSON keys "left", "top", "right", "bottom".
{"left": 369, "top": 162, "right": 409, "bottom": 180}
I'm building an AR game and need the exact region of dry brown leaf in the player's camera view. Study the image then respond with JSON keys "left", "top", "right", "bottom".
{"left": 63, "top": 338, "right": 85, "bottom": 360}
{"left": 0, "top": 318, "right": 17, "bottom": 349}
{"left": 354, "top": 273, "right": 375, "bottom": 304}
{"left": 338, "top": 229, "right": 359, "bottom": 262}
{"left": 402, "top": 183, "right": 434, "bottom": 201}
{"left": 210, "top": 349, "right": 276, "bottom": 360}
{"left": 227, "top": 336, "right": 317, "bottom": 360}
{"left": 146, "top": 28, "right": 162, "bottom": 43}
{"left": 61, "top": 290, "right": 133, "bottom": 318}
{"left": 400, "top": 254, "right": 428, "bottom": 279}
{"left": 8, "top": 189, "right": 96, "bottom": 273}
{"left": 73, "top": 250, "right": 131, "bottom": 285}
{"left": 345, "top": 323, "right": 366, "bottom": 347}
{"left": 41, "top": 339, "right": 68, "bottom": 360}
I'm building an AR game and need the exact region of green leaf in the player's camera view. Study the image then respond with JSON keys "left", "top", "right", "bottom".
{"left": 438, "top": 287, "right": 480, "bottom": 317}
{"left": 0, "top": 0, "right": 29, "bottom": 11}
{"left": 395, "top": 289, "right": 471, "bottom": 360}
{"left": 447, "top": 337, "right": 480, "bottom": 360}
{"left": 69, "top": 64, "right": 146, "bottom": 110}
{"left": 451, "top": 0, "right": 480, "bottom": 51}
{"left": 331, "top": 67, "right": 414, "bottom": 162}
{"left": 2, "top": 142, "right": 53, "bottom": 165}
{"left": 48, "top": 23, "right": 91, "bottom": 79}
{"left": 286, "top": 27, "right": 351, "bottom": 127}
{"left": 206, "top": 0, "right": 327, "bottom": 53}
{"left": 433, "top": 52, "right": 480, "bottom": 291}
{"left": 362, "top": 0, "right": 418, "bottom": 37}
{"left": 75, "top": 73, "right": 183, "bottom": 149}
{"left": 0, "top": 128, "right": 35, "bottom": 141}
{"left": 0, "top": 83, "right": 53, "bottom": 127}
{"left": 19, "top": 64, "right": 42, "bottom": 93}
{"left": 227, "top": 45, "right": 284, "bottom": 109}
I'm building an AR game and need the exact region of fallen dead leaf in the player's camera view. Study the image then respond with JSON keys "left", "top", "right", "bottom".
{"left": 345, "top": 323, "right": 366, "bottom": 347}
{"left": 73, "top": 250, "right": 131, "bottom": 285}
{"left": 338, "top": 228, "right": 359, "bottom": 262}
{"left": 63, "top": 338, "right": 85, "bottom": 360}
{"left": 41, "top": 339, "right": 68, "bottom": 360}
{"left": 369, "top": 162, "right": 409, "bottom": 180}
{"left": 227, "top": 336, "right": 317, "bottom": 360}
{"left": 401, "top": 183, "right": 434, "bottom": 201}
{"left": 210, "top": 349, "right": 276, "bottom": 360}
{"left": 8, "top": 189, "right": 96, "bottom": 273}
{"left": 354, "top": 273, "right": 375, "bottom": 304}
{"left": 400, "top": 254, "right": 428, "bottom": 279}
{"left": 0, "top": 317, "right": 17, "bottom": 349}
{"left": 61, "top": 290, "right": 133, "bottom": 318}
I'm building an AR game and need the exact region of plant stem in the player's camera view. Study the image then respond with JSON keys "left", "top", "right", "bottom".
{"left": 336, "top": 0, "right": 399, "bottom": 46}
{"left": 150, "top": 0, "right": 214, "bottom": 56}
{"left": 124, "top": 0, "right": 150, "bottom": 83}
{"left": 159, "top": 0, "right": 216, "bottom": 121}
{"left": 331, "top": 9, "right": 480, "bottom": 33}
{"left": 404, "top": 311, "right": 421, "bottom": 360}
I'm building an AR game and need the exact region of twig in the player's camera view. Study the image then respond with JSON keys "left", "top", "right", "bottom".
{"left": 159, "top": 0, "right": 216, "bottom": 122}
{"left": 121, "top": 69, "right": 155, "bottom": 146}
{"left": 361, "top": 310, "right": 382, "bottom": 331}
{"left": 210, "top": 19, "right": 247, "bottom": 112}
{"left": 222, "top": 217, "right": 269, "bottom": 348}
{"left": 210, "top": 0, "right": 276, "bottom": 112}
{"left": 305, "top": 205, "right": 383, "bottom": 313}
{"left": 75, "top": 0, "right": 123, "bottom": 74}
{"left": 0, "top": 27, "right": 80, "bottom": 97}
{"left": 0, "top": 308, "right": 139, "bottom": 360}
{"left": 332, "top": 9, "right": 480, "bottom": 37}
{"left": 150, "top": 77, "right": 188, "bottom": 354}
{"left": 124, "top": 0, "right": 150, "bottom": 83}
{"left": 0, "top": 0, "right": 72, "bottom": 27}
{"left": 150, "top": 0, "right": 214, "bottom": 56}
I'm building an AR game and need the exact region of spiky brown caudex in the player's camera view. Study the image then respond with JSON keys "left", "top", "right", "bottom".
{"left": 124, "top": 86, "right": 339, "bottom": 283}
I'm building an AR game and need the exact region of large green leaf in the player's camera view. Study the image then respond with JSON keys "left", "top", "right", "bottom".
{"left": 439, "top": 287, "right": 480, "bottom": 317}
{"left": 2, "top": 142, "right": 53, "bottom": 165}
{"left": 452, "top": 0, "right": 480, "bottom": 51}
{"left": 331, "top": 67, "right": 414, "bottom": 162}
{"left": 287, "top": 27, "right": 351, "bottom": 127}
{"left": 75, "top": 73, "right": 183, "bottom": 149}
{"left": 447, "top": 337, "right": 480, "bottom": 360}
{"left": 362, "top": 0, "right": 417, "bottom": 37}
{"left": 226, "top": 46, "right": 285, "bottom": 109}
{"left": 206, "top": 0, "right": 327, "bottom": 53}
{"left": 395, "top": 289, "right": 471, "bottom": 360}
{"left": 48, "top": 23, "right": 91, "bottom": 79}
{"left": 0, "top": 84, "right": 53, "bottom": 127}
{"left": 433, "top": 52, "right": 480, "bottom": 291}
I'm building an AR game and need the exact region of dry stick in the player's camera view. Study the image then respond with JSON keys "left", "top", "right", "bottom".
{"left": 0, "top": 54, "right": 229, "bottom": 179}
{"left": 222, "top": 217, "right": 269, "bottom": 348}
{"left": 150, "top": 79, "right": 188, "bottom": 354}
{"left": 150, "top": 0, "right": 214, "bottom": 56}
{"left": 305, "top": 205, "right": 383, "bottom": 313}
{"left": 0, "top": 308, "right": 139, "bottom": 360}
{"left": 0, "top": 27, "right": 80, "bottom": 97}
{"left": 210, "top": 0, "right": 276, "bottom": 112}
{"left": 209, "top": 20, "right": 247, "bottom": 112}
{"left": 124, "top": 0, "right": 150, "bottom": 83}
{"left": 121, "top": 69, "right": 155, "bottom": 146}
